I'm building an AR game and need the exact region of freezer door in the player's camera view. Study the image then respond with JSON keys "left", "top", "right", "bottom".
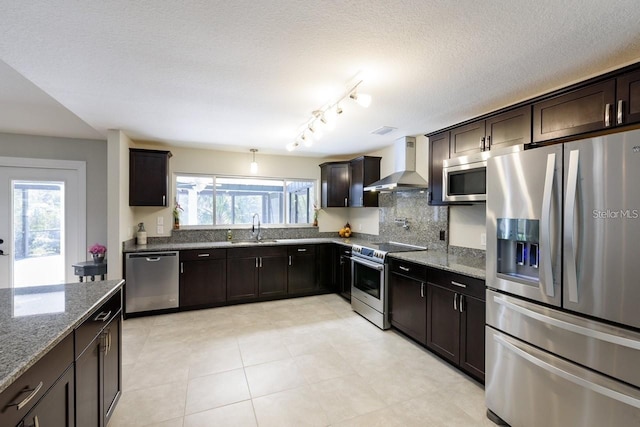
{"left": 486, "top": 327, "right": 640, "bottom": 427}
{"left": 486, "top": 144, "right": 562, "bottom": 306}
{"left": 564, "top": 130, "right": 640, "bottom": 328}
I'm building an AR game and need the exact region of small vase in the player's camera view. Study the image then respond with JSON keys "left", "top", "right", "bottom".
{"left": 92, "top": 253, "right": 105, "bottom": 264}
{"left": 313, "top": 218, "right": 318, "bottom": 227}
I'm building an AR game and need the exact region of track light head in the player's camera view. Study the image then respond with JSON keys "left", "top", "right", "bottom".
{"left": 350, "top": 91, "right": 372, "bottom": 108}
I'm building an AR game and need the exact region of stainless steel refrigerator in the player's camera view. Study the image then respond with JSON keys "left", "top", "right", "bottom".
{"left": 485, "top": 129, "right": 640, "bottom": 426}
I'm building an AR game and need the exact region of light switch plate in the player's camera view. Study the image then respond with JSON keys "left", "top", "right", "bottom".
{"left": 157, "top": 216, "right": 164, "bottom": 225}
{"left": 481, "top": 233, "right": 487, "bottom": 246}
{"left": 157, "top": 225, "right": 164, "bottom": 234}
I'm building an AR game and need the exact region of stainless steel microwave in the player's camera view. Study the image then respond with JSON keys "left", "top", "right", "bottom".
{"left": 442, "top": 145, "right": 524, "bottom": 203}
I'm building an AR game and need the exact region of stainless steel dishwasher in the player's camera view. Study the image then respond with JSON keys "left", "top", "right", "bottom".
{"left": 125, "top": 251, "right": 179, "bottom": 314}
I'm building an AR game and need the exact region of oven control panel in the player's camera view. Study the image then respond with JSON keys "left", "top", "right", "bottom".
{"left": 352, "top": 245, "right": 386, "bottom": 262}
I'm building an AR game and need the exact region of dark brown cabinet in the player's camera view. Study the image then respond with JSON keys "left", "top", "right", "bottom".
{"left": 180, "top": 249, "right": 226, "bottom": 308}
{"left": 427, "top": 131, "right": 450, "bottom": 206}
{"left": 349, "top": 156, "right": 381, "bottom": 207}
{"left": 227, "top": 246, "right": 287, "bottom": 301}
{"left": 389, "top": 259, "right": 427, "bottom": 344}
{"left": 129, "top": 148, "right": 172, "bottom": 206}
{"left": 450, "top": 106, "right": 531, "bottom": 158}
{"left": 75, "top": 291, "right": 122, "bottom": 427}
{"left": 336, "top": 246, "right": 352, "bottom": 300}
{"left": 533, "top": 79, "right": 616, "bottom": 143}
{"left": 320, "top": 162, "right": 351, "bottom": 207}
{"left": 19, "top": 366, "right": 75, "bottom": 427}
{"left": 288, "top": 245, "right": 316, "bottom": 294}
{"left": 616, "top": 69, "right": 640, "bottom": 126}
{"left": 426, "top": 268, "right": 485, "bottom": 382}
{"left": 0, "top": 334, "right": 74, "bottom": 427}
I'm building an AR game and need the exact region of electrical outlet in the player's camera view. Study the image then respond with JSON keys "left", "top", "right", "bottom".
{"left": 439, "top": 230, "right": 446, "bottom": 241}
{"left": 157, "top": 216, "right": 163, "bottom": 225}
{"left": 481, "top": 233, "right": 487, "bottom": 246}
{"left": 157, "top": 225, "right": 164, "bottom": 235}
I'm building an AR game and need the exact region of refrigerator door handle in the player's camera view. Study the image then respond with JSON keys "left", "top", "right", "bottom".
{"left": 493, "top": 295, "right": 640, "bottom": 350}
{"left": 565, "top": 149, "right": 580, "bottom": 303}
{"left": 540, "top": 152, "right": 556, "bottom": 297}
{"left": 494, "top": 334, "right": 640, "bottom": 410}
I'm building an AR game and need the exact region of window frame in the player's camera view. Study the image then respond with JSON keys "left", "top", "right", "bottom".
{"left": 174, "top": 173, "right": 317, "bottom": 228}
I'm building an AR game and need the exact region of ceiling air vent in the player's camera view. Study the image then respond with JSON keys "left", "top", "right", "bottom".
{"left": 370, "top": 126, "right": 397, "bottom": 136}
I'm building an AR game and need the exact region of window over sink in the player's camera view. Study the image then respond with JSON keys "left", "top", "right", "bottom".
{"left": 175, "top": 175, "right": 315, "bottom": 226}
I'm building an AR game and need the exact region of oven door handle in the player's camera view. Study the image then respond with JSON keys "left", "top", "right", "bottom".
{"left": 350, "top": 257, "right": 385, "bottom": 271}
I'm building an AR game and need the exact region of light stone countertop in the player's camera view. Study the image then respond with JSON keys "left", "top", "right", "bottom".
{"left": 124, "top": 238, "right": 486, "bottom": 279}
{"left": 388, "top": 251, "right": 486, "bottom": 280}
{"left": 0, "top": 280, "right": 124, "bottom": 394}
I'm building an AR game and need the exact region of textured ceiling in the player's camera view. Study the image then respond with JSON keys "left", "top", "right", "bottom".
{"left": 0, "top": 0, "right": 639, "bottom": 157}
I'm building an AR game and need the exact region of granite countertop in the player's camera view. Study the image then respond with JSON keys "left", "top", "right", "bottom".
{"left": 125, "top": 237, "right": 486, "bottom": 279}
{"left": 122, "top": 237, "right": 370, "bottom": 253}
{"left": 0, "top": 280, "right": 124, "bottom": 394}
{"left": 389, "top": 251, "right": 486, "bottom": 280}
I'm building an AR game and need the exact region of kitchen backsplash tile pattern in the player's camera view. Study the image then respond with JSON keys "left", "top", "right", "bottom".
{"left": 375, "top": 191, "right": 448, "bottom": 251}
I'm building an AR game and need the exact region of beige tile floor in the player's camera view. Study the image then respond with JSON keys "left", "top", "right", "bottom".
{"left": 109, "top": 294, "right": 493, "bottom": 427}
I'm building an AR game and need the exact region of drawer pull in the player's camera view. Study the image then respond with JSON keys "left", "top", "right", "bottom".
{"left": 399, "top": 266, "right": 410, "bottom": 272}
{"left": 451, "top": 281, "right": 467, "bottom": 288}
{"left": 197, "top": 253, "right": 210, "bottom": 257}
{"left": 94, "top": 310, "right": 112, "bottom": 322}
{"left": 297, "top": 248, "right": 307, "bottom": 252}
{"left": 8, "top": 381, "right": 43, "bottom": 411}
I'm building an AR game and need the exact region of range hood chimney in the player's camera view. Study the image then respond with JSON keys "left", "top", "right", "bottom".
{"left": 364, "top": 136, "right": 428, "bottom": 192}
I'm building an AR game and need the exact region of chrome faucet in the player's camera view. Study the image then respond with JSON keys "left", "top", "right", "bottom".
{"left": 251, "top": 213, "right": 261, "bottom": 241}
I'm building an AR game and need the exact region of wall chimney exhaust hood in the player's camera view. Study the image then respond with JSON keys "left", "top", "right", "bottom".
{"left": 364, "top": 136, "right": 428, "bottom": 192}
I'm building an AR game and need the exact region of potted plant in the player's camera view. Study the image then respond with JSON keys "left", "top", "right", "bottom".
{"left": 89, "top": 243, "right": 107, "bottom": 263}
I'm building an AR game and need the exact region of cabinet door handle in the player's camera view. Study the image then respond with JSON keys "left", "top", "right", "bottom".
{"left": 605, "top": 103, "right": 612, "bottom": 127}
{"left": 162, "top": 195, "right": 166, "bottom": 205}
{"left": 479, "top": 137, "right": 484, "bottom": 150}
{"left": 344, "top": 197, "right": 348, "bottom": 207}
{"left": 617, "top": 99, "right": 624, "bottom": 125}
{"left": 420, "top": 283, "right": 425, "bottom": 298}
{"left": 451, "top": 281, "right": 467, "bottom": 288}
{"left": 485, "top": 135, "right": 491, "bottom": 150}
{"left": 459, "top": 295, "right": 465, "bottom": 312}
{"left": 34, "top": 415, "right": 40, "bottom": 427}
{"left": 399, "top": 266, "right": 410, "bottom": 272}
{"left": 255, "top": 258, "right": 258, "bottom": 268}
{"left": 197, "top": 253, "right": 210, "bottom": 257}
{"left": 180, "top": 262, "right": 183, "bottom": 274}
{"left": 7, "top": 381, "right": 43, "bottom": 410}
{"left": 259, "top": 257, "right": 263, "bottom": 268}
{"left": 94, "top": 310, "right": 112, "bottom": 322}
{"left": 289, "top": 255, "right": 292, "bottom": 266}
{"left": 453, "top": 292, "right": 458, "bottom": 311}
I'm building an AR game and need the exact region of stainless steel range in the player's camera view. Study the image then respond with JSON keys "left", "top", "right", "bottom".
{"left": 351, "top": 242, "right": 425, "bottom": 329}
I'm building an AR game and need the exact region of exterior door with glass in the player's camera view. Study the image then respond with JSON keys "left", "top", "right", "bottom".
{"left": 0, "top": 158, "right": 85, "bottom": 289}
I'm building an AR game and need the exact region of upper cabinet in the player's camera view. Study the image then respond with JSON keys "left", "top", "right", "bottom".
{"left": 320, "top": 157, "right": 381, "bottom": 208}
{"left": 129, "top": 148, "right": 172, "bottom": 206}
{"left": 616, "top": 69, "right": 640, "bottom": 126}
{"left": 450, "top": 106, "right": 531, "bottom": 158}
{"left": 320, "top": 162, "right": 350, "bottom": 208}
{"left": 533, "top": 71, "right": 640, "bottom": 143}
{"left": 349, "top": 156, "right": 381, "bottom": 208}
{"left": 532, "top": 80, "right": 616, "bottom": 143}
{"left": 427, "top": 131, "right": 450, "bottom": 206}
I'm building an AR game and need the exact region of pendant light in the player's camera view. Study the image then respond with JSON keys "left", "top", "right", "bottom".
{"left": 249, "top": 149, "right": 258, "bottom": 174}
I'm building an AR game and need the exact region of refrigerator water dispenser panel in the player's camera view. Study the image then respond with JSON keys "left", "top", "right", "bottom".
{"left": 496, "top": 218, "right": 540, "bottom": 282}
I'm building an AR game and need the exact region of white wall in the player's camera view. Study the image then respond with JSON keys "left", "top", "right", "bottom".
{"left": 449, "top": 204, "right": 486, "bottom": 250}
{"left": 107, "top": 130, "right": 136, "bottom": 279}
{"left": 0, "top": 132, "right": 107, "bottom": 249}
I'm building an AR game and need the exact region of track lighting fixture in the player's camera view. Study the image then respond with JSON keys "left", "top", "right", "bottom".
{"left": 287, "top": 78, "right": 371, "bottom": 151}
{"left": 249, "top": 149, "right": 258, "bottom": 174}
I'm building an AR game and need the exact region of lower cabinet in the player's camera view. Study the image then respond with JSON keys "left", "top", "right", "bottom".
{"left": 389, "top": 259, "right": 427, "bottom": 344}
{"left": 426, "top": 268, "right": 485, "bottom": 382}
{"left": 75, "top": 292, "right": 122, "bottom": 427}
{"left": 288, "top": 245, "right": 316, "bottom": 294}
{"left": 180, "top": 249, "right": 226, "bottom": 307}
{"left": 19, "top": 366, "right": 75, "bottom": 427}
{"left": 227, "top": 246, "right": 287, "bottom": 301}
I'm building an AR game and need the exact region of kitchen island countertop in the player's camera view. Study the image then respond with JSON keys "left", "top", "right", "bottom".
{"left": 0, "top": 280, "right": 124, "bottom": 394}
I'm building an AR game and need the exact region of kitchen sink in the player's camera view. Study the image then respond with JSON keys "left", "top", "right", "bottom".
{"left": 230, "top": 239, "right": 279, "bottom": 244}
